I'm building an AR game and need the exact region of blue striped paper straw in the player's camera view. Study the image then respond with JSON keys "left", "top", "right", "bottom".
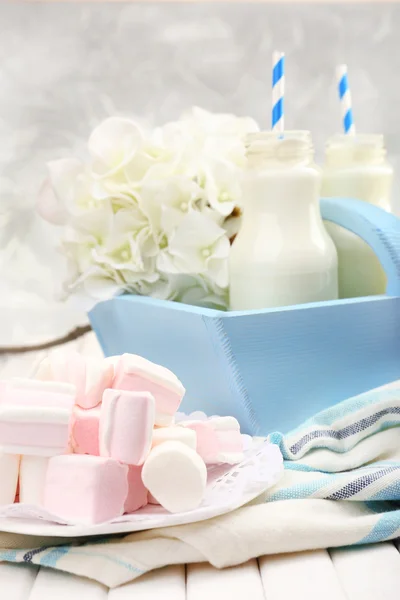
{"left": 337, "top": 64, "right": 355, "bottom": 134}
{"left": 272, "top": 51, "right": 285, "bottom": 132}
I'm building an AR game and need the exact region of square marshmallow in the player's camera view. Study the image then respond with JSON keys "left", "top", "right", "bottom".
{"left": 43, "top": 455, "right": 128, "bottom": 525}
{"left": 112, "top": 354, "right": 185, "bottom": 426}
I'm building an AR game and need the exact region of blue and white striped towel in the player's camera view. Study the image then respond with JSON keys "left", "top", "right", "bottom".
{"left": 269, "top": 379, "right": 400, "bottom": 506}
{"left": 0, "top": 380, "right": 400, "bottom": 587}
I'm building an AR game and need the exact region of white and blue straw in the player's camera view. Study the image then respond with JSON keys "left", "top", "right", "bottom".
{"left": 272, "top": 51, "right": 285, "bottom": 133}
{"left": 336, "top": 64, "right": 355, "bottom": 134}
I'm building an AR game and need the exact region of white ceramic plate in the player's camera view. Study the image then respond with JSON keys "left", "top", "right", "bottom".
{"left": 0, "top": 440, "right": 283, "bottom": 538}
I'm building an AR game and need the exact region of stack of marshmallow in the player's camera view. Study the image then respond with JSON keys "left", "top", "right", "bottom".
{"left": 0, "top": 352, "right": 244, "bottom": 524}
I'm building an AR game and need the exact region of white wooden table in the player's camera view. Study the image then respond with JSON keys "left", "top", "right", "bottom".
{"left": 1, "top": 333, "right": 400, "bottom": 599}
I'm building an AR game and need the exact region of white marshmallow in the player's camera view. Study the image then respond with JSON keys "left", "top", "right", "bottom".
{"left": 152, "top": 427, "right": 197, "bottom": 450}
{"left": 19, "top": 456, "right": 49, "bottom": 505}
{"left": 142, "top": 441, "right": 207, "bottom": 513}
{"left": 0, "top": 454, "right": 20, "bottom": 505}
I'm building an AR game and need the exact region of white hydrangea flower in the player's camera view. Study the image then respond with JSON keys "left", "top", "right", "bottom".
{"left": 181, "top": 106, "right": 259, "bottom": 139}
{"left": 138, "top": 273, "right": 228, "bottom": 310}
{"left": 181, "top": 106, "right": 259, "bottom": 166}
{"left": 89, "top": 117, "right": 185, "bottom": 191}
{"left": 37, "top": 159, "right": 90, "bottom": 225}
{"left": 67, "top": 264, "right": 126, "bottom": 303}
{"left": 38, "top": 108, "right": 260, "bottom": 309}
{"left": 223, "top": 211, "right": 242, "bottom": 241}
{"left": 140, "top": 176, "right": 205, "bottom": 236}
{"left": 179, "top": 280, "right": 228, "bottom": 309}
{"left": 88, "top": 117, "right": 144, "bottom": 179}
{"left": 157, "top": 211, "right": 230, "bottom": 288}
{"left": 91, "top": 209, "right": 159, "bottom": 286}
{"left": 202, "top": 159, "right": 243, "bottom": 216}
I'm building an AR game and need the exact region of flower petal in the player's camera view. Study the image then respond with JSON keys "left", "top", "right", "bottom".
{"left": 204, "top": 160, "right": 242, "bottom": 216}
{"left": 70, "top": 203, "right": 113, "bottom": 239}
{"left": 207, "top": 257, "right": 229, "bottom": 288}
{"left": 169, "top": 210, "right": 226, "bottom": 252}
{"left": 37, "top": 179, "right": 69, "bottom": 225}
{"left": 48, "top": 158, "right": 84, "bottom": 203}
{"left": 84, "top": 272, "right": 124, "bottom": 300}
{"left": 88, "top": 117, "right": 143, "bottom": 178}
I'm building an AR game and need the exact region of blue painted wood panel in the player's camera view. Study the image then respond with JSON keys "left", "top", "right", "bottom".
{"left": 90, "top": 198, "right": 400, "bottom": 435}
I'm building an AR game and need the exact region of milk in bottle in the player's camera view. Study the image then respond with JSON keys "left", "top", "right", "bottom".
{"left": 229, "top": 131, "right": 338, "bottom": 310}
{"left": 322, "top": 134, "right": 393, "bottom": 298}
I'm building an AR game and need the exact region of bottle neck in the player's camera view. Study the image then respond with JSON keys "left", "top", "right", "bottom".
{"left": 242, "top": 130, "right": 320, "bottom": 221}
{"left": 242, "top": 172, "right": 321, "bottom": 220}
{"left": 324, "top": 134, "right": 387, "bottom": 168}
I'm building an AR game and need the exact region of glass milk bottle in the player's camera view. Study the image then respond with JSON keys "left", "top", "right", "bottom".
{"left": 322, "top": 134, "right": 393, "bottom": 298}
{"left": 229, "top": 131, "right": 338, "bottom": 310}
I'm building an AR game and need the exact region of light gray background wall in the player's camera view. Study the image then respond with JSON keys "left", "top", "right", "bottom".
{"left": 0, "top": 2, "right": 399, "bottom": 345}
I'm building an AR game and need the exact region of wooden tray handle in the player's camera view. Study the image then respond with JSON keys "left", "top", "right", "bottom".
{"left": 320, "top": 197, "right": 400, "bottom": 297}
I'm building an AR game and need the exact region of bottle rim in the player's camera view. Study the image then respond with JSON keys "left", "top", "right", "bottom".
{"left": 325, "top": 133, "right": 384, "bottom": 150}
{"left": 245, "top": 130, "right": 314, "bottom": 163}
{"left": 324, "top": 133, "right": 386, "bottom": 166}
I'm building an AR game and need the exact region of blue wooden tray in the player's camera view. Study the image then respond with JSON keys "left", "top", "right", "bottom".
{"left": 89, "top": 198, "right": 400, "bottom": 435}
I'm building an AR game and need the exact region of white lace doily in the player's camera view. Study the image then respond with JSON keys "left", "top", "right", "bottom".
{"left": 0, "top": 433, "right": 283, "bottom": 538}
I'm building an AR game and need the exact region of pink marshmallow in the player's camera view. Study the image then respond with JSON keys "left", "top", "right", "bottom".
{"left": 35, "top": 351, "right": 113, "bottom": 409}
{"left": 179, "top": 417, "right": 244, "bottom": 465}
{"left": 71, "top": 406, "right": 101, "bottom": 455}
{"left": 43, "top": 455, "right": 128, "bottom": 525}
{"left": 100, "top": 389, "right": 155, "bottom": 465}
{"left": 0, "top": 380, "right": 75, "bottom": 456}
{"left": 81, "top": 358, "right": 114, "bottom": 409}
{"left": 112, "top": 354, "right": 185, "bottom": 426}
{"left": 124, "top": 465, "right": 148, "bottom": 513}
{"left": 35, "top": 350, "right": 84, "bottom": 401}
{"left": 104, "top": 355, "right": 120, "bottom": 374}
{"left": 2, "top": 379, "right": 76, "bottom": 409}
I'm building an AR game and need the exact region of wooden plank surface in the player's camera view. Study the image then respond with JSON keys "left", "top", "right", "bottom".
{"left": 186, "top": 561, "right": 265, "bottom": 600}
{"left": 29, "top": 567, "right": 108, "bottom": 600}
{"left": 109, "top": 566, "right": 186, "bottom": 600}
{"left": 259, "top": 550, "right": 347, "bottom": 600}
{"left": 2, "top": 545, "right": 400, "bottom": 599}
{"left": 0, "top": 562, "right": 39, "bottom": 600}
{"left": 330, "top": 544, "right": 400, "bottom": 600}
